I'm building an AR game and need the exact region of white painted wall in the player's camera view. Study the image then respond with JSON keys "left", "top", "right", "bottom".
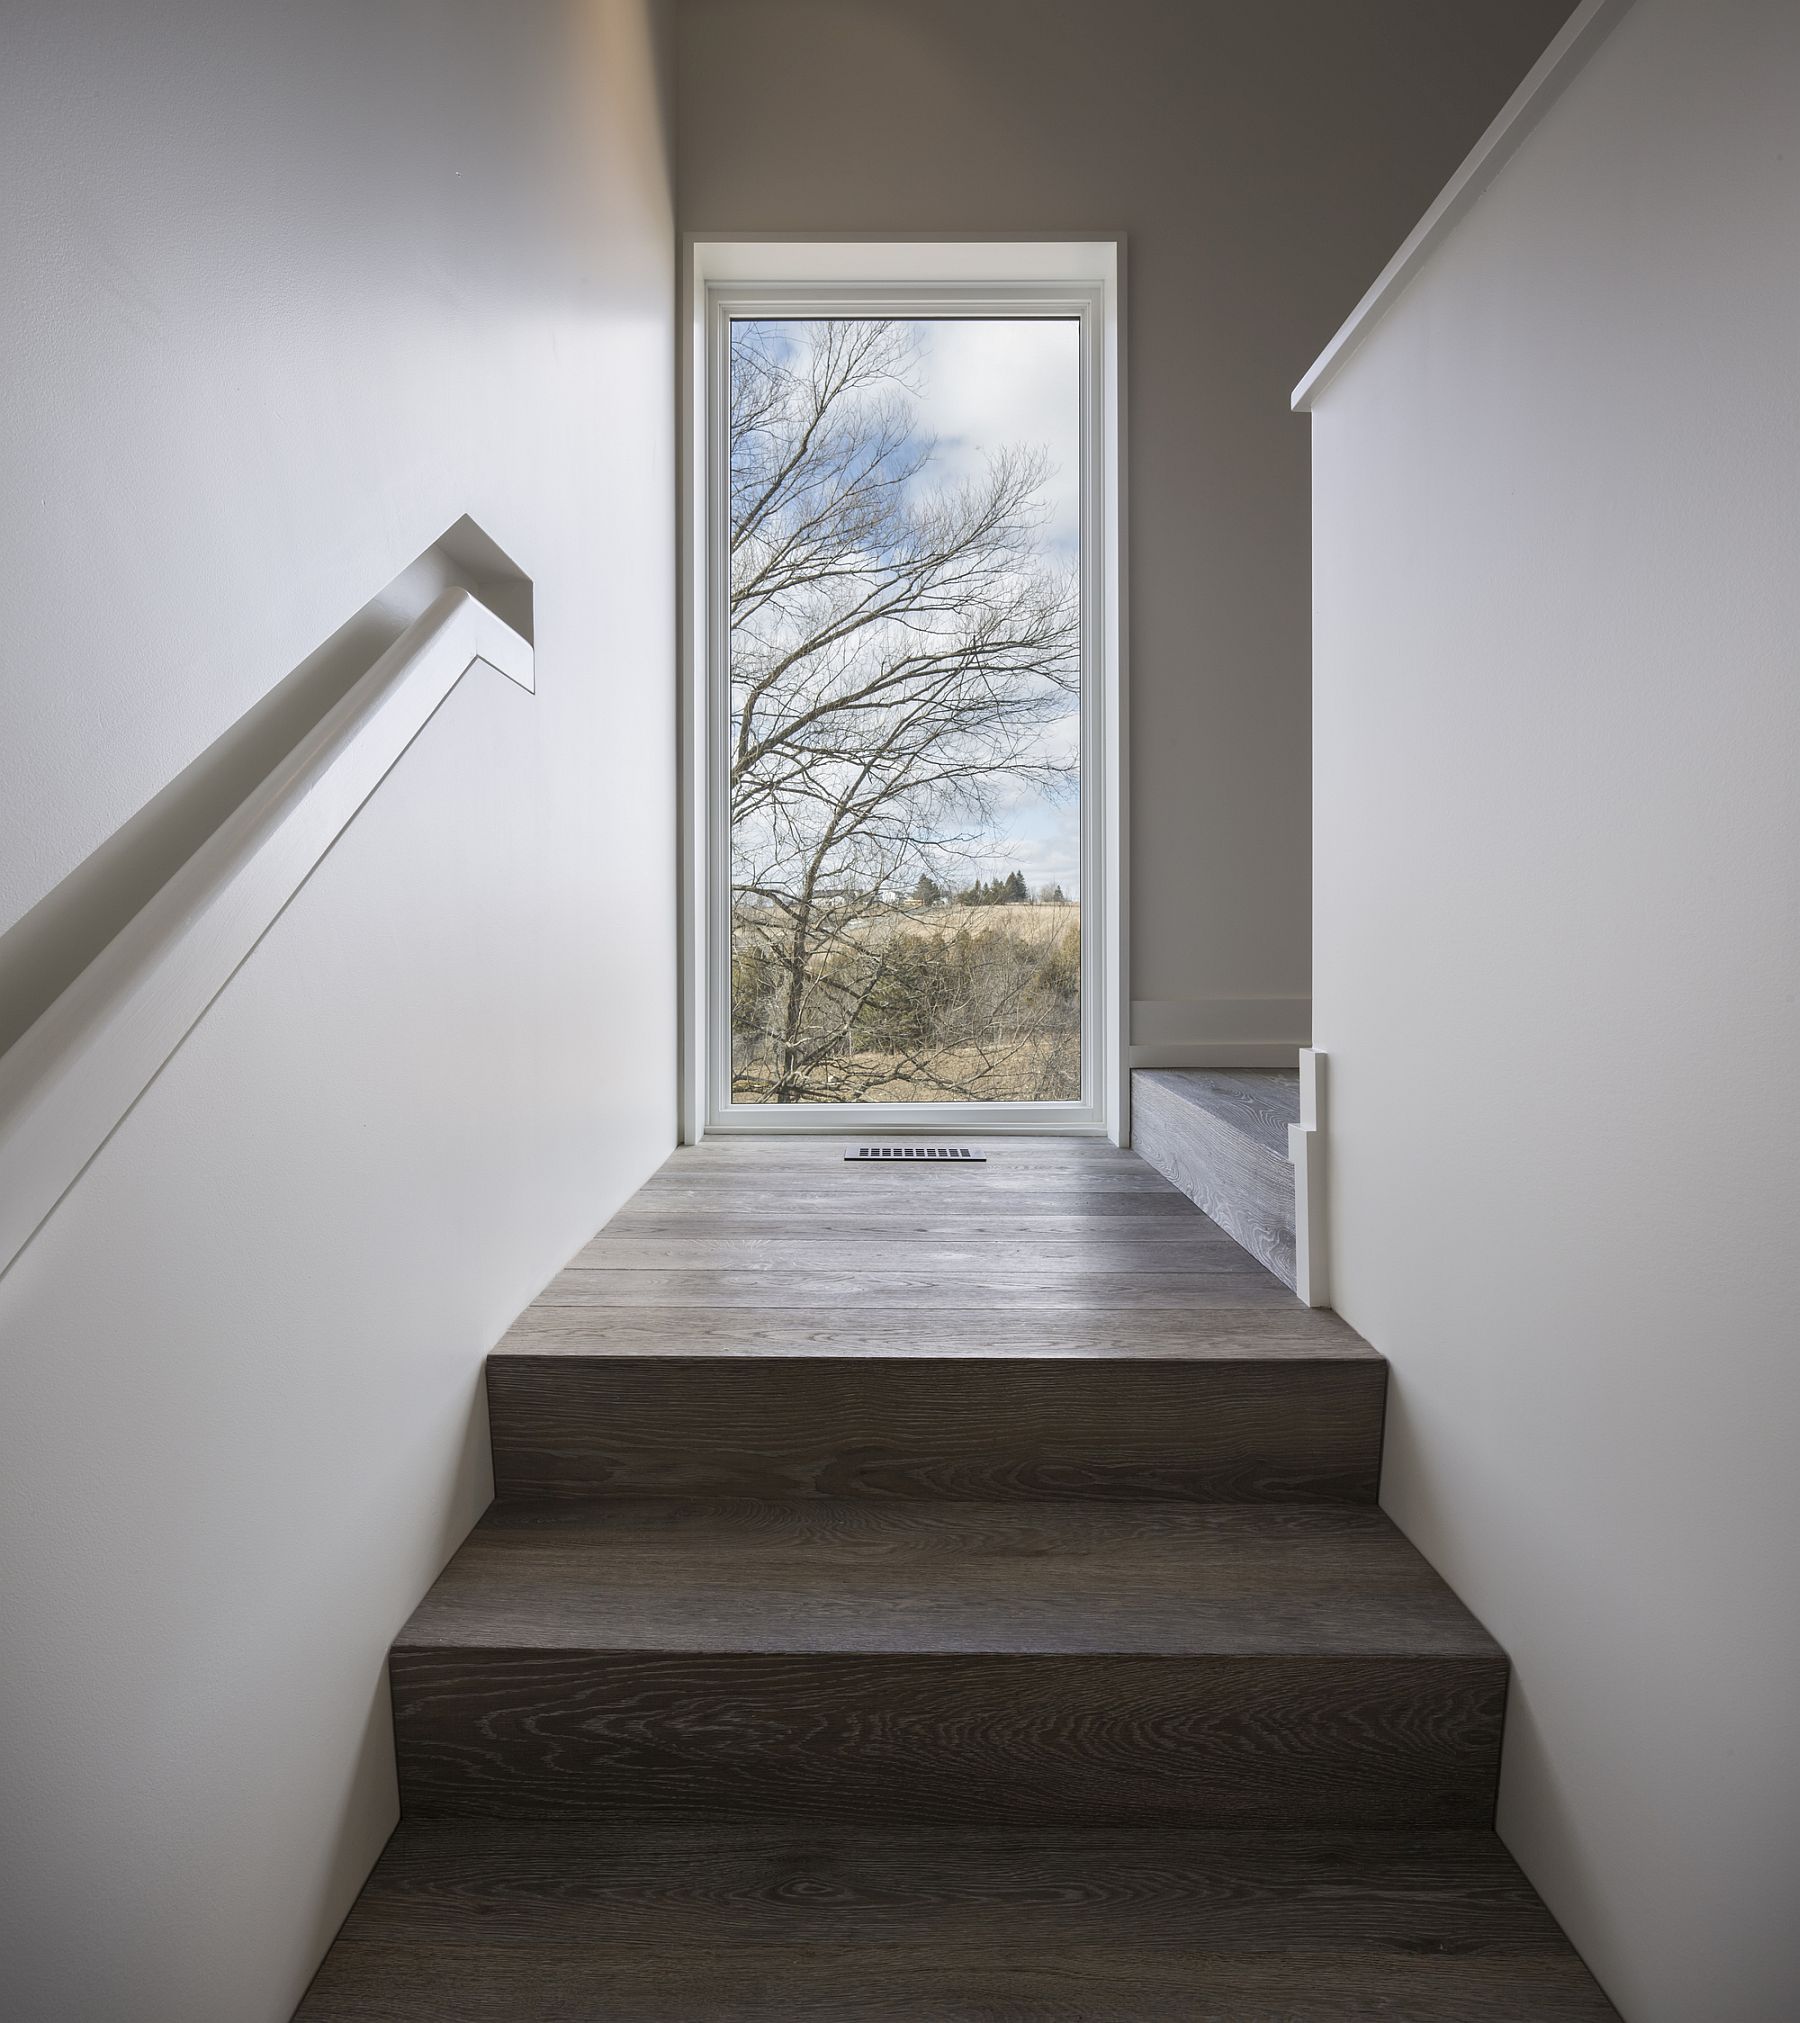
{"left": 0, "top": 4, "right": 675, "bottom": 2018}
{"left": 674, "top": 0, "right": 1577, "bottom": 1067}
{"left": 1308, "top": 2, "right": 1800, "bottom": 2016}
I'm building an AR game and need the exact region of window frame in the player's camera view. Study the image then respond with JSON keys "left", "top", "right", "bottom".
{"left": 682, "top": 242, "right": 1126, "bottom": 1140}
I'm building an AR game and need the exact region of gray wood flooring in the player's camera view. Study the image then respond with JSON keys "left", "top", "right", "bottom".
{"left": 501, "top": 1134, "right": 1359, "bottom": 1352}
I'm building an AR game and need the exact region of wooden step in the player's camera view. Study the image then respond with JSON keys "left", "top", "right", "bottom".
{"left": 295, "top": 1822, "right": 1619, "bottom": 2020}
{"left": 487, "top": 1349, "right": 1385, "bottom": 1502}
{"left": 1132, "top": 1069, "right": 1301, "bottom": 1287}
{"left": 488, "top": 1134, "right": 1380, "bottom": 1500}
{"left": 389, "top": 1499, "right": 1503, "bottom": 1829}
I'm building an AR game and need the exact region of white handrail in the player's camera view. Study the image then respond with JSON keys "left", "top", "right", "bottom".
{"left": 0, "top": 587, "right": 534, "bottom": 1279}
{"left": 1291, "top": 0, "right": 1636, "bottom": 412}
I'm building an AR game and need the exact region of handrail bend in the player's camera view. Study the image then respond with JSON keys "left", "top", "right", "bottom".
{"left": 0, "top": 588, "right": 534, "bottom": 1280}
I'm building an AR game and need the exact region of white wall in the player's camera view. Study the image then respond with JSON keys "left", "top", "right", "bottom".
{"left": 1308, "top": 2, "right": 1800, "bottom": 2016}
{"left": 674, "top": 0, "right": 1577, "bottom": 1068}
{"left": 0, "top": 4, "right": 676, "bottom": 2019}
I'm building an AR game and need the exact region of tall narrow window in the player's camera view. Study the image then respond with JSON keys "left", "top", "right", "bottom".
{"left": 725, "top": 315, "right": 1083, "bottom": 1106}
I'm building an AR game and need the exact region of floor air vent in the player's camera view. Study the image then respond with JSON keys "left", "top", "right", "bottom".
{"left": 845, "top": 1145, "right": 986, "bottom": 1162}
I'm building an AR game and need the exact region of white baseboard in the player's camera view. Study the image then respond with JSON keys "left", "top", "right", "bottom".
{"left": 1128, "top": 1042, "right": 1304, "bottom": 1070}
{"left": 1128, "top": 996, "right": 1310, "bottom": 1070}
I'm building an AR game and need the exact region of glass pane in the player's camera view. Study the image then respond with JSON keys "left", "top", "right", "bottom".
{"left": 727, "top": 316, "right": 1082, "bottom": 1104}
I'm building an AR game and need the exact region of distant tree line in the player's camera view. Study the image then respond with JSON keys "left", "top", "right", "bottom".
{"left": 909, "top": 871, "right": 1068, "bottom": 907}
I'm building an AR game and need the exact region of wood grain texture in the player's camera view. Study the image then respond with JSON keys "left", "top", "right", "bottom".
{"left": 573, "top": 1230, "right": 1253, "bottom": 1272}
{"left": 1185, "top": 1069, "right": 1300, "bottom": 1153}
{"left": 390, "top": 1499, "right": 1501, "bottom": 1828}
{"left": 647, "top": 1176, "right": 1198, "bottom": 1203}
{"left": 295, "top": 1824, "right": 1620, "bottom": 2021}
{"left": 1133, "top": 1070, "right": 1300, "bottom": 1289}
{"left": 665, "top": 1159, "right": 1177, "bottom": 1178}
{"left": 487, "top": 1354, "right": 1385, "bottom": 1502}
{"left": 515, "top": 1140, "right": 1343, "bottom": 1349}
{"left": 497, "top": 1304, "right": 1376, "bottom": 1359}
{"left": 391, "top": 1646, "right": 1503, "bottom": 1829}
{"left": 602, "top": 1205, "right": 1230, "bottom": 1236}
{"left": 621, "top": 1181, "right": 1206, "bottom": 1215}
{"left": 491, "top": 1135, "right": 1380, "bottom": 1498}
{"left": 398, "top": 1501, "right": 1497, "bottom": 1657}
{"left": 529, "top": 1267, "right": 1308, "bottom": 1309}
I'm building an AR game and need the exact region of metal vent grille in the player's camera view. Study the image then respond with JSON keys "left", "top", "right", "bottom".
{"left": 844, "top": 1144, "right": 986, "bottom": 1162}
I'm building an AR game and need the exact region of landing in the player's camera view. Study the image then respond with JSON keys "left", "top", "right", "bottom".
{"left": 496, "top": 1136, "right": 1373, "bottom": 1360}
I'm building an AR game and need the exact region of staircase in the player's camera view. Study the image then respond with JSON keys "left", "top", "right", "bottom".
{"left": 295, "top": 1138, "right": 1614, "bottom": 2020}
{"left": 1132, "top": 1068, "right": 1303, "bottom": 1289}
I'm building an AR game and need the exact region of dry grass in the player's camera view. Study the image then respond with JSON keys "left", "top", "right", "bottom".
{"left": 730, "top": 899, "right": 1082, "bottom": 1105}
{"left": 798, "top": 1037, "right": 1081, "bottom": 1104}
{"left": 860, "top": 900, "right": 1077, "bottom": 945}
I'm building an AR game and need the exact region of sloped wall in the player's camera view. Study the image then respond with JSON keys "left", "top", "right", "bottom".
{"left": 1308, "top": 2, "right": 1800, "bottom": 2015}
{"left": 0, "top": 4, "right": 676, "bottom": 2018}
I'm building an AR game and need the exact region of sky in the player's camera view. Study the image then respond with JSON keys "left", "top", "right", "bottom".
{"left": 894, "top": 317, "right": 1084, "bottom": 898}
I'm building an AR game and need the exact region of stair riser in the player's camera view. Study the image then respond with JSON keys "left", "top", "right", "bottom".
{"left": 391, "top": 1650, "right": 1502, "bottom": 1829}
{"left": 487, "top": 1356, "right": 1386, "bottom": 1503}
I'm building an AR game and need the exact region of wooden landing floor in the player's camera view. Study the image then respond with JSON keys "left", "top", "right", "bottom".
{"left": 498, "top": 1135, "right": 1373, "bottom": 1358}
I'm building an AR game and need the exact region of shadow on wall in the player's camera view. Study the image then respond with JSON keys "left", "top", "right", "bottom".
{"left": 0, "top": 516, "right": 534, "bottom": 1061}
{"left": 293, "top": 1363, "right": 497, "bottom": 1995}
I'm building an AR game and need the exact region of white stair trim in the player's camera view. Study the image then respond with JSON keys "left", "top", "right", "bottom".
{"left": 1287, "top": 1049, "right": 1330, "bottom": 1309}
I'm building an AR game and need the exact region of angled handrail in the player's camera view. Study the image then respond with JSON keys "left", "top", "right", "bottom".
{"left": 1291, "top": 0, "right": 1635, "bottom": 412}
{"left": 0, "top": 587, "right": 534, "bottom": 1280}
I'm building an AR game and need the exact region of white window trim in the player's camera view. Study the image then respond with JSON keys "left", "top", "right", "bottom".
{"left": 680, "top": 239, "right": 1127, "bottom": 1142}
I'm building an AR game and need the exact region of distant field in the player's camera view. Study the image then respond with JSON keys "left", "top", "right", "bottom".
{"left": 731, "top": 900, "right": 1082, "bottom": 1105}
{"left": 853, "top": 900, "right": 1077, "bottom": 945}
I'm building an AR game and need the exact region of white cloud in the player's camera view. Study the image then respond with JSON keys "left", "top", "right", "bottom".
{"left": 908, "top": 318, "right": 1081, "bottom": 554}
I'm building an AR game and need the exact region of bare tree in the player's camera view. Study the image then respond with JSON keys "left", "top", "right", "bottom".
{"left": 727, "top": 318, "right": 1079, "bottom": 1103}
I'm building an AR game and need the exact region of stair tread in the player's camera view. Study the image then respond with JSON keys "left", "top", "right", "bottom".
{"left": 395, "top": 1499, "right": 1497, "bottom": 1659}
{"left": 1135, "top": 1069, "right": 1300, "bottom": 1160}
{"left": 523, "top": 1265, "right": 1314, "bottom": 1310}
{"left": 295, "top": 1822, "right": 1618, "bottom": 2021}
{"left": 496, "top": 1305, "right": 1377, "bottom": 1357}
{"left": 495, "top": 1135, "right": 1373, "bottom": 1359}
